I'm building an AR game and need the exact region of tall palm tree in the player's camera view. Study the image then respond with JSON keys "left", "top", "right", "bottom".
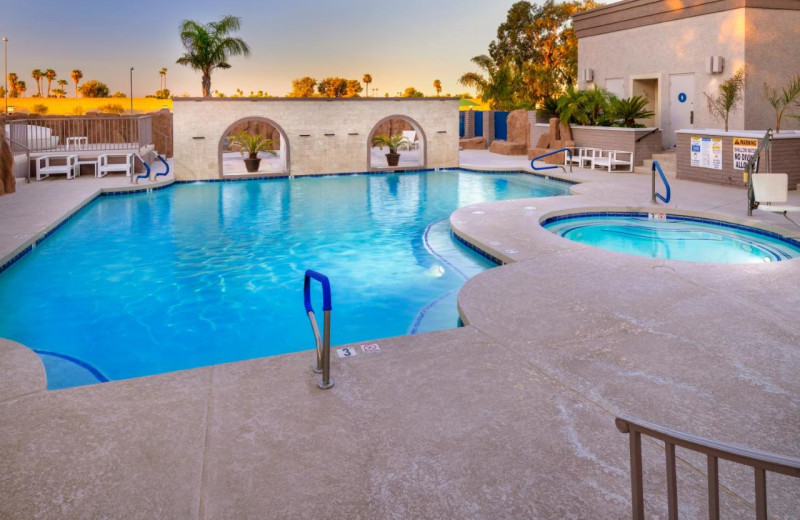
{"left": 44, "top": 69, "right": 57, "bottom": 97}
{"left": 433, "top": 79, "right": 442, "bottom": 97}
{"left": 176, "top": 15, "right": 250, "bottom": 97}
{"left": 31, "top": 69, "right": 44, "bottom": 97}
{"left": 70, "top": 69, "right": 83, "bottom": 97}
{"left": 56, "top": 78, "right": 68, "bottom": 98}
{"left": 159, "top": 67, "right": 168, "bottom": 90}
{"left": 17, "top": 80, "right": 26, "bottom": 97}
{"left": 7, "top": 73, "right": 18, "bottom": 97}
{"left": 362, "top": 74, "right": 372, "bottom": 97}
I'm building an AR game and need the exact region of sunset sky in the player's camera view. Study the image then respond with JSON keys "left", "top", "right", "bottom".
{"left": 3, "top": 0, "right": 613, "bottom": 97}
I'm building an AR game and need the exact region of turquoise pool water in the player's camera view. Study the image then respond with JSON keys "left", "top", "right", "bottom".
{"left": 0, "top": 170, "right": 570, "bottom": 389}
{"left": 542, "top": 212, "right": 800, "bottom": 263}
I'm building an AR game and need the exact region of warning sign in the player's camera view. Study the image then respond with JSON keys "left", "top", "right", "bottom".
{"left": 733, "top": 138, "right": 758, "bottom": 170}
{"left": 690, "top": 136, "right": 723, "bottom": 170}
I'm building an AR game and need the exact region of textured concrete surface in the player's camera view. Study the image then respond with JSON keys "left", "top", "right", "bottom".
{"left": 1, "top": 150, "right": 798, "bottom": 519}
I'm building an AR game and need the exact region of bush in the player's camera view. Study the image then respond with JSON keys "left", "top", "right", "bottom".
{"left": 78, "top": 80, "right": 110, "bottom": 98}
{"left": 72, "top": 106, "right": 86, "bottom": 115}
{"left": 98, "top": 103, "right": 125, "bottom": 114}
{"left": 32, "top": 103, "right": 48, "bottom": 115}
{"left": 112, "top": 91, "right": 127, "bottom": 98}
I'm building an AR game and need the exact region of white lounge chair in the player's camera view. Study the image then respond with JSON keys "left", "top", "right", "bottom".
{"left": 36, "top": 155, "right": 78, "bottom": 181}
{"left": 566, "top": 147, "right": 601, "bottom": 168}
{"left": 751, "top": 173, "right": 800, "bottom": 226}
{"left": 97, "top": 153, "right": 134, "bottom": 178}
{"left": 592, "top": 150, "right": 633, "bottom": 172}
{"left": 400, "top": 130, "right": 417, "bottom": 150}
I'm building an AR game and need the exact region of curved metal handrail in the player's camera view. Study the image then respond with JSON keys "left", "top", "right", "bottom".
{"left": 153, "top": 154, "right": 170, "bottom": 178}
{"left": 530, "top": 148, "right": 573, "bottom": 173}
{"left": 304, "top": 269, "right": 334, "bottom": 389}
{"left": 616, "top": 413, "right": 800, "bottom": 520}
{"left": 651, "top": 160, "right": 671, "bottom": 204}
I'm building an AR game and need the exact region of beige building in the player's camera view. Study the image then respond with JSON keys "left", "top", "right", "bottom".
{"left": 574, "top": 0, "right": 800, "bottom": 148}
{"left": 172, "top": 98, "right": 459, "bottom": 180}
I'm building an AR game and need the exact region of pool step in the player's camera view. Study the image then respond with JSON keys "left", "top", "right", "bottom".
{"left": 635, "top": 151, "right": 677, "bottom": 178}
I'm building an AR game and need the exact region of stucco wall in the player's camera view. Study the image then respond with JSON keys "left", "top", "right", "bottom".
{"left": 172, "top": 98, "right": 459, "bottom": 180}
{"left": 578, "top": 8, "right": 747, "bottom": 143}
{"left": 744, "top": 9, "right": 800, "bottom": 131}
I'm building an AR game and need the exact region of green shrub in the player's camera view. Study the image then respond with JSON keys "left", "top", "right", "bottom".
{"left": 98, "top": 103, "right": 125, "bottom": 114}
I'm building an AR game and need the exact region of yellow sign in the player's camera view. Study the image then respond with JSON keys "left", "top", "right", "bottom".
{"left": 733, "top": 138, "right": 758, "bottom": 147}
{"left": 733, "top": 137, "right": 759, "bottom": 170}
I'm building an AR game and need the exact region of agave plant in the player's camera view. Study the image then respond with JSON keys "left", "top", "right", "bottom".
{"left": 608, "top": 96, "right": 655, "bottom": 128}
{"left": 228, "top": 132, "right": 278, "bottom": 159}
{"left": 371, "top": 133, "right": 409, "bottom": 155}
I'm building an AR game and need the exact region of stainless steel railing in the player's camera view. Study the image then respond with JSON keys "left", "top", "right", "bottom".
{"left": 304, "top": 270, "right": 334, "bottom": 389}
{"left": 7, "top": 116, "right": 153, "bottom": 154}
{"left": 616, "top": 414, "right": 800, "bottom": 520}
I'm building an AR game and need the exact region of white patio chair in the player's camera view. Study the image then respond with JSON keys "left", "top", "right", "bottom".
{"left": 592, "top": 150, "right": 634, "bottom": 172}
{"left": 566, "top": 147, "right": 601, "bottom": 168}
{"left": 97, "top": 153, "right": 134, "bottom": 178}
{"left": 36, "top": 155, "right": 78, "bottom": 181}
{"left": 400, "top": 130, "right": 417, "bottom": 150}
{"left": 751, "top": 173, "right": 800, "bottom": 226}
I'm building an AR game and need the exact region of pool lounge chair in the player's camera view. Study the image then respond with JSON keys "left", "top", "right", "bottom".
{"left": 751, "top": 173, "right": 800, "bottom": 226}
{"left": 400, "top": 130, "right": 417, "bottom": 150}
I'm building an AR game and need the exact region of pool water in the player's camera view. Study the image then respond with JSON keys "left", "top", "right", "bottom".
{"left": 0, "top": 170, "right": 570, "bottom": 388}
{"left": 542, "top": 213, "right": 800, "bottom": 263}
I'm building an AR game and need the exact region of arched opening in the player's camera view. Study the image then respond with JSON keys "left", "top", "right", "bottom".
{"left": 218, "top": 117, "right": 290, "bottom": 177}
{"left": 367, "top": 115, "right": 427, "bottom": 170}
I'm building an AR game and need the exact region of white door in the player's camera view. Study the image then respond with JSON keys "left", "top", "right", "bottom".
{"left": 668, "top": 73, "right": 695, "bottom": 148}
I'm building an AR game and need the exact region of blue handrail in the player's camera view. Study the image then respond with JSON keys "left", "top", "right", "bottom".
{"left": 304, "top": 269, "right": 334, "bottom": 389}
{"left": 652, "top": 160, "right": 671, "bottom": 204}
{"left": 531, "top": 148, "right": 572, "bottom": 171}
{"left": 304, "top": 269, "right": 332, "bottom": 312}
{"left": 154, "top": 154, "right": 170, "bottom": 178}
{"left": 135, "top": 160, "right": 151, "bottom": 182}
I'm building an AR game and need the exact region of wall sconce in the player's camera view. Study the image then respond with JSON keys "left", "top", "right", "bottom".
{"left": 707, "top": 56, "right": 725, "bottom": 74}
{"left": 583, "top": 69, "right": 594, "bottom": 82}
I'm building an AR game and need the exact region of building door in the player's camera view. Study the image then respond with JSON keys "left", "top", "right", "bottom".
{"left": 667, "top": 73, "right": 695, "bottom": 148}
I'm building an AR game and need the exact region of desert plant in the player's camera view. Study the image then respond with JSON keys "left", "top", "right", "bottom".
{"left": 176, "top": 15, "right": 250, "bottom": 97}
{"left": 32, "top": 103, "right": 48, "bottom": 115}
{"left": 763, "top": 74, "right": 800, "bottom": 133}
{"left": 70, "top": 69, "right": 82, "bottom": 97}
{"left": 705, "top": 68, "right": 744, "bottom": 132}
{"left": 363, "top": 74, "right": 372, "bottom": 96}
{"left": 227, "top": 131, "right": 277, "bottom": 159}
{"left": 371, "top": 133, "right": 409, "bottom": 155}
{"left": 79, "top": 80, "right": 110, "bottom": 98}
{"left": 72, "top": 106, "right": 86, "bottom": 115}
{"left": 99, "top": 103, "right": 125, "bottom": 114}
{"left": 607, "top": 95, "right": 655, "bottom": 127}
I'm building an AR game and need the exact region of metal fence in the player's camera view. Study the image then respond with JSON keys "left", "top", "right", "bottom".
{"left": 7, "top": 116, "right": 153, "bottom": 154}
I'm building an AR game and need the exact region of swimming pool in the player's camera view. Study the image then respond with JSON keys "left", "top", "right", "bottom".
{"left": 0, "top": 169, "right": 571, "bottom": 389}
{"left": 542, "top": 212, "right": 800, "bottom": 263}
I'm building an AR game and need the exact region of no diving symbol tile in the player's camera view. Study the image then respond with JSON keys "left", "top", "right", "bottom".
{"left": 361, "top": 343, "right": 381, "bottom": 354}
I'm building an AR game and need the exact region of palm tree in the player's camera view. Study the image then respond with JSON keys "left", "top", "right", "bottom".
{"left": 70, "top": 69, "right": 83, "bottom": 97}
{"left": 56, "top": 79, "right": 68, "bottom": 98}
{"left": 176, "top": 15, "right": 250, "bottom": 97}
{"left": 7, "top": 73, "right": 18, "bottom": 97}
{"left": 458, "top": 55, "right": 517, "bottom": 110}
{"left": 44, "top": 69, "right": 57, "bottom": 97}
{"left": 31, "top": 69, "right": 44, "bottom": 97}
{"left": 433, "top": 79, "right": 442, "bottom": 97}
{"left": 362, "top": 74, "right": 372, "bottom": 97}
{"left": 17, "top": 80, "right": 27, "bottom": 97}
{"left": 159, "top": 67, "right": 168, "bottom": 90}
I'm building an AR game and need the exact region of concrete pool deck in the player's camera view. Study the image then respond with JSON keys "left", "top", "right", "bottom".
{"left": 1, "top": 152, "right": 798, "bottom": 519}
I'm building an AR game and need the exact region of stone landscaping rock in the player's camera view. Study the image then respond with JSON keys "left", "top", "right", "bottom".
{"left": 459, "top": 137, "right": 486, "bottom": 150}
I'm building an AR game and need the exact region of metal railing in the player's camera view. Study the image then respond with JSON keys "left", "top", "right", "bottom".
{"left": 635, "top": 128, "right": 660, "bottom": 143}
{"left": 616, "top": 414, "right": 800, "bottom": 520}
{"left": 530, "top": 147, "right": 573, "bottom": 174}
{"left": 2, "top": 132, "right": 31, "bottom": 183}
{"left": 651, "top": 160, "right": 671, "bottom": 204}
{"left": 7, "top": 116, "right": 152, "bottom": 154}
{"left": 746, "top": 129, "right": 773, "bottom": 216}
{"left": 304, "top": 270, "right": 334, "bottom": 389}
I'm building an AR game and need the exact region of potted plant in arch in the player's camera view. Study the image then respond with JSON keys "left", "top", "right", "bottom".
{"left": 228, "top": 131, "right": 277, "bottom": 172}
{"left": 372, "top": 133, "right": 409, "bottom": 167}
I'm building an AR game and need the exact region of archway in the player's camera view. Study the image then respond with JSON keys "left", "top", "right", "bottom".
{"left": 367, "top": 115, "right": 427, "bottom": 170}
{"left": 218, "top": 117, "right": 290, "bottom": 177}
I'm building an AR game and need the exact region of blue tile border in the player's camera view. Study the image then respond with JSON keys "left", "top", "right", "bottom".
{"left": 451, "top": 231, "right": 505, "bottom": 266}
{"left": 540, "top": 211, "right": 800, "bottom": 250}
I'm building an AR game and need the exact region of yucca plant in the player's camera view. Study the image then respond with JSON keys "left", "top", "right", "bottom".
{"left": 228, "top": 131, "right": 277, "bottom": 159}
{"left": 608, "top": 96, "right": 655, "bottom": 127}
{"left": 371, "top": 133, "right": 409, "bottom": 155}
{"left": 705, "top": 68, "right": 745, "bottom": 132}
{"left": 763, "top": 75, "right": 800, "bottom": 133}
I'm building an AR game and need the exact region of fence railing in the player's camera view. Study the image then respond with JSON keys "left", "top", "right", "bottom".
{"left": 7, "top": 116, "right": 152, "bottom": 154}
{"left": 616, "top": 414, "right": 800, "bottom": 520}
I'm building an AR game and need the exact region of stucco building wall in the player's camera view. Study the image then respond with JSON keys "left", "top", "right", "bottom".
{"left": 172, "top": 98, "right": 459, "bottom": 180}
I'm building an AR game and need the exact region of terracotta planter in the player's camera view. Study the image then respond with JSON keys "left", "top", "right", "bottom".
{"left": 243, "top": 156, "right": 261, "bottom": 173}
{"left": 385, "top": 153, "right": 400, "bottom": 167}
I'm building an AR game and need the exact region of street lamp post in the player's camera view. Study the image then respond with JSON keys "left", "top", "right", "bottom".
{"left": 129, "top": 67, "right": 134, "bottom": 115}
{"left": 3, "top": 37, "right": 8, "bottom": 115}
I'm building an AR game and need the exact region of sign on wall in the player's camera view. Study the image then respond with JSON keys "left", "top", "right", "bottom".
{"left": 733, "top": 138, "right": 759, "bottom": 170}
{"left": 690, "top": 136, "right": 723, "bottom": 170}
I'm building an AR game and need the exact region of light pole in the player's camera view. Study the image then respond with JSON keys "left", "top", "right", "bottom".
{"left": 3, "top": 37, "right": 8, "bottom": 115}
{"left": 129, "top": 67, "right": 134, "bottom": 115}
